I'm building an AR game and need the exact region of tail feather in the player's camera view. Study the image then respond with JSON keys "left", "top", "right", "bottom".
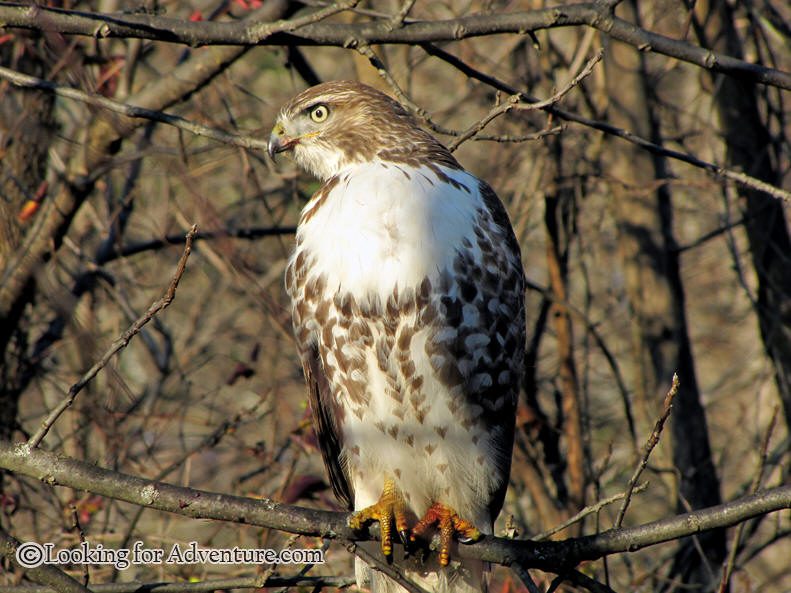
{"left": 355, "top": 549, "right": 488, "bottom": 593}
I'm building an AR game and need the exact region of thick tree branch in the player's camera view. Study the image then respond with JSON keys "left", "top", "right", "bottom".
{"left": 95, "top": 226, "right": 297, "bottom": 264}
{"left": 0, "top": 2, "right": 788, "bottom": 89}
{"left": 0, "top": 526, "right": 91, "bottom": 593}
{"left": 0, "top": 441, "right": 788, "bottom": 575}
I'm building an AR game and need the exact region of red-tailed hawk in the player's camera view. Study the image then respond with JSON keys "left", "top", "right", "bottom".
{"left": 270, "top": 81, "right": 525, "bottom": 593}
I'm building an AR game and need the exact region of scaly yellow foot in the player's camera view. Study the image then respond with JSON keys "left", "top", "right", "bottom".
{"left": 410, "top": 502, "right": 482, "bottom": 566}
{"left": 348, "top": 478, "right": 410, "bottom": 558}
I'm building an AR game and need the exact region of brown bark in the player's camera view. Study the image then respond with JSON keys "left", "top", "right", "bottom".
{"left": 604, "top": 2, "right": 725, "bottom": 589}
{"left": 520, "top": 297, "right": 572, "bottom": 531}
{"left": 544, "top": 139, "right": 586, "bottom": 513}
{"left": 0, "top": 34, "right": 55, "bottom": 443}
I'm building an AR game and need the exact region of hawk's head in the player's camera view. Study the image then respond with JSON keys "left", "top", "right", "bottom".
{"left": 269, "top": 80, "right": 458, "bottom": 181}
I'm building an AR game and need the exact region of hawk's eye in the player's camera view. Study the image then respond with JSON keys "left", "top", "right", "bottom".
{"left": 309, "top": 104, "right": 329, "bottom": 123}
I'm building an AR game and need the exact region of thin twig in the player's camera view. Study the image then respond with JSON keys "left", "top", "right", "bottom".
{"left": 69, "top": 505, "right": 90, "bottom": 586}
{"left": 354, "top": 43, "right": 459, "bottom": 137}
{"left": 0, "top": 66, "right": 270, "bottom": 151}
{"left": 26, "top": 226, "right": 198, "bottom": 449}
{"left": 244, "top": 0, "right": 359, "bottom": 43}
{"left": 717, "top": 406, "right": 779, "bottom": 593}
{"left": 614, "top": 373, "right": 680, "bottom": 528}
{"left": 448, "top": 50, "right": 603, "bottom": 151}
{"left": 533, "top": 482, "right": 649, "bottom": 541}
{"left": 563, "top": 569, "right": 620, "bottom": 593}
{"left": 387, "top": 0, "right": 417, "bottom": 30}
{"left": 675, "top": 213, "right": 750, "bottom": 253}
{"left": 473, "top": 126, "right": 564, "bottom": 143}
{"left": 96, "top": 226, "right": 296, "bottom": 264}
{"left": 511, "top": 563, "right": 543, "bottom": 593}
{"left": 524, "top": 277, "right": 636, "bottom": 450}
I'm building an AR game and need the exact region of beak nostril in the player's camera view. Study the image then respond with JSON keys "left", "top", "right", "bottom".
{"left": 269, "top": 123, "right": 285, "bottom": 160}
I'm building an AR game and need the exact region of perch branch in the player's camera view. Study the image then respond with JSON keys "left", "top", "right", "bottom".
{"left": 0, "top": 441, "right": 789, "bottom": 575}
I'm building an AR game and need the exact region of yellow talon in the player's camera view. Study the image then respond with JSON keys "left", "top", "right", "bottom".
{"left": 411, "top": 502, "right": 482, "bottom": 567}
{"left": 349, "top": 478, "right": 410, "bottom": 558}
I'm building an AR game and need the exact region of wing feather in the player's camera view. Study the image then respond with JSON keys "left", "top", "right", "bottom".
{"left": 301, "top": 342, "right": 354, "bottom": 510}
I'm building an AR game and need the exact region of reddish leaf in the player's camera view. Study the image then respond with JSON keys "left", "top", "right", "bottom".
{"left": 18, "top": 200, "right": 41, "bottom": 223}
{"left": 1, "top": 493, "right": 18, "bottom": 516}
{"left": 73, "top": 495, "right": 104, "bottom": 525}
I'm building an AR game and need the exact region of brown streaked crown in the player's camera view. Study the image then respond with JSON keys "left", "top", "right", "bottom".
{"left": 273, "top": 80, "right": 460, "bottom": 179}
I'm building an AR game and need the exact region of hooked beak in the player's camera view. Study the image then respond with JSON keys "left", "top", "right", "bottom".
{"left": 268, "top": 122, "right": 298, "bottom": 160}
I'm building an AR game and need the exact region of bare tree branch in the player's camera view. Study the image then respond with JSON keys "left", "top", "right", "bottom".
{"left": 416, "top": 43, "right": 791, "bottom": 203}
{"left": 717, "top": 406, "right": 779, "bottom": 593}
{"left": 0, "top": 65, "right": 270, "bottom": 151}
{"left": 0, "top": 3, "right": 788, "bottom": 89}
{"left": 533, "top": 482, "right": 649, "bottom": 542}
{"left": 96, "top": 226, "right": 297, "bottom": 264}
{"left": 349, "top": 542, "right": 430, "bottom": 593}
{"left": 0, "top": 441, "right": 788, "bottom": 575}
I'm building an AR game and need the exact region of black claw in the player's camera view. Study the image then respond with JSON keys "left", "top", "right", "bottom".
{"left": 399, "top": 529, "right": 410, "bottom": 545}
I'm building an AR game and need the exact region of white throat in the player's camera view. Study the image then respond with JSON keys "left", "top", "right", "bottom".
{"left": 296, "top": 161, "right": 482, "bottom": 302}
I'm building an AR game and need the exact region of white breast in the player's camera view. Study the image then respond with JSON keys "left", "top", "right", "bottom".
{"left": 296, "top": 162, "right": 482, "bottom": 301}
